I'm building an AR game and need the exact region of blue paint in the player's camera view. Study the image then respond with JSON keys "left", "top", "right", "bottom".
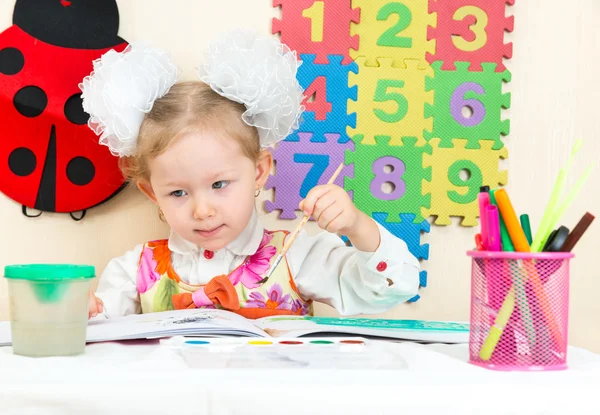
{"left": 185, "top": 340, "right": 210, "bottom": 345}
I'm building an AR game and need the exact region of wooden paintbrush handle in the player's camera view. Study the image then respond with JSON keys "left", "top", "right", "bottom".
{"left": 279, "top": 163, "right": 344, "bottom": 258}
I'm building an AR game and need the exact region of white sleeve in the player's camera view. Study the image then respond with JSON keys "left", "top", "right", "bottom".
{"left": 288, "top": 223, "right": 421, "bottom": 315}
{"left": 95, "top": 245, "right": 143, "bottom": 318}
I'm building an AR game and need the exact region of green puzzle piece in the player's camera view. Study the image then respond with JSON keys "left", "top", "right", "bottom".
{"left": 425, "top": 61, "right": 511, "bottom": 150}
{"left": 344, "top": 135, "right": 431, "bottom": 223}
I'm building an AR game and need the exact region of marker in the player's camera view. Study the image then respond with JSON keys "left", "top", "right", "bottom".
{"left": 481, "top": 189, "right": 563, "bottom": 359}
{"left": 486, "top": 205, "right": 501, "bottom": 251}
{"left": 490, "top": 190, "right": 514, "bottom": 252}
{"left": 478, "top": 187, "right": 491, "bottom": 250}
{"left": 520, "top": 214, "right": 533, "bottom": 245}
{"left": 474, "top": 233, "right": 484, "bottom": 251}
{"left": 542, "top": 226, "right": 569, "bottom": 252}
{"left": 561, "top": 212, "right": 595, "bottom": 252}
{"left": 494, "top": 189, "right": 530, "bottom": 252}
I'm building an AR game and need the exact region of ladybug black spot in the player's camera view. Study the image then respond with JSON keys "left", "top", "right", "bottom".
{"left": 13, "top": 0, "right": 124, "bottom": 50}
{"left": 9, "top": 147, "right": 37, "bottom": 176}
{"left": 64, "top": 93, "right": 89, "bottom": 125}
{"left": 0, "top": 47, "right": 24, "bottom": 75}
{"left": 66, "top": 156, "right": 95, "bottom": 186}
{"left": 13, "top": 86, "right": 47, "bottom": 117}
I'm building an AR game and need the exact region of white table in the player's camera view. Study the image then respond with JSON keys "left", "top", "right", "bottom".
{"left": 1, "top": 341, "right": 600, "bottom": 414}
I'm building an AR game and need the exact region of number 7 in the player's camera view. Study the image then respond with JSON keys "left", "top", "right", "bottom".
{"left": 293, "top": 153, "right": 330, "bottom": 198}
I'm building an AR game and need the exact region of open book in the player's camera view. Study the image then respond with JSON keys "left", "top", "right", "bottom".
{"left": 0, "top": 309, "right": 470, "bottom": 346}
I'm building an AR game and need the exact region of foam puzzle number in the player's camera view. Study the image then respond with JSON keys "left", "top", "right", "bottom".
{"left": 374, "top": 79, "right": 408, "bottom": 123}
{"left": 293, "top": 153, "right": 329, "bottom": 197}
{"left": 302, "top": 1, "right": 325, "bottom": 42}
{"left": 452, "top": 6, "right": 488, "bottom": 52}
{"left": 377, "top": 2, "right": 412, "bottom": 48}
{"left": 447, "top": 160, "right": 482, "bottom": 204}
{"left": 451, "top": 82, "right": 486, "bottom": 127}
{"left": 370, "top": 156, "right": 406, "bottom": 201}
{"left": 303, "top": 76, "right": 332, "bottom": 121}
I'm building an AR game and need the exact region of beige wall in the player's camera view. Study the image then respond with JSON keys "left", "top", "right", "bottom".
{"left": 1, "top": 0, "right": 599, "bottom": 352}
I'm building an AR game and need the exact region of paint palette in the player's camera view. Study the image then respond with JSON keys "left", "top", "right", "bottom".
{"left": 162, "top": 337, "right": 407, "bottom": 370}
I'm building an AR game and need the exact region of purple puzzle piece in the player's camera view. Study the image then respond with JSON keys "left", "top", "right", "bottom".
{"left": 265, "top": 133, "right": 354, "bottom": 219}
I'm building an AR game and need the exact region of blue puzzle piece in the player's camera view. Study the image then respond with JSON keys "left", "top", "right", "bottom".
{"left": 372, "top": 213, "right": 430, "bottom": 261}
{"left": 286, "top": 54, "right": 358, "bottom": 143}
{"left": 340, "top": 213, "right": 429, "bottom": 303}
{"left": 373, "top": 213, "right": 430, "bottom": 303}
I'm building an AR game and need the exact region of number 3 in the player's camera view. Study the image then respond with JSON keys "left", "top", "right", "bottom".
{"left": 452, "top": 6, "right": 488, "bottom": 52}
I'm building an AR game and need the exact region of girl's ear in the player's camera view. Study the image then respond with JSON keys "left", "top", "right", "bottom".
{"left": 255, "top": 149, "right": 273, "bottom": 189}
{"left": 137, "top": 181, "right": 159, "bottom": 204}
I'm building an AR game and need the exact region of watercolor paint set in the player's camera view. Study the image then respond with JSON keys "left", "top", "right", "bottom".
{"left": 161, "top": 336, "right": 408, "bottom": 370}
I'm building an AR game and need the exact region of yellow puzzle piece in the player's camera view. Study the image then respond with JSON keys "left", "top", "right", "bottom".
{"left": 348, "top": 57, "right": 433, "bottom": 146}
{"left": 350, "top": 0, "right": 436, "bottom": 68}
{"left": 422, "top": 138, "right": 508, "bottom": 226}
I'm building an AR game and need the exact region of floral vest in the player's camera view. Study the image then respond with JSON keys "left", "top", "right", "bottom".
{"left": 136, "top": 230, "right": 312, "bottom": 319}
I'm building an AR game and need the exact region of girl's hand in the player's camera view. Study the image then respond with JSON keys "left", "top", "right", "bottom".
{"left": 300, "top": 184, "right": 380, "bottom": 252}
{"left": 88, "top": 291, "right": 104, "bottom": 319}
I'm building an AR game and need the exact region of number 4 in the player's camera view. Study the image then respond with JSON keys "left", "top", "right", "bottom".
{"left": 303, "top": 76, "right": 332, "bottom": 121}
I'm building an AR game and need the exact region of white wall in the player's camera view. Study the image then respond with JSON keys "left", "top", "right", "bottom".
{"left": 0, "top": 0, "right": 598, "bottom": 352}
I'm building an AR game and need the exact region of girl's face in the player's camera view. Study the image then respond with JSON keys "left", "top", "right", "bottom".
{"left": 138, "top": 131, "right": 271, "bottom": 251}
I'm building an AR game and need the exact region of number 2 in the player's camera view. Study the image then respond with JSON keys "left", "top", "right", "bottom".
{"left": 377, "top": 3, "right": 413, "bottom": 48}
{"left": 294, "top": 153, "right": 329, "bottom": 198}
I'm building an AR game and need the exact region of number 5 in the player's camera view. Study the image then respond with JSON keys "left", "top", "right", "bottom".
{"left": 373, "top": 79, "right": 408, "bottom": 123}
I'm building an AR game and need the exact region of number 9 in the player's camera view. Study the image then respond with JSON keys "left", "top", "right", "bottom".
{"left": 447, "top": 160, "right": 482, "bottom": 204}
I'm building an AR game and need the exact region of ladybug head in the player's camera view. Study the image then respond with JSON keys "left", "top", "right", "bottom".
{"left": 13, "top": 0, "right": 123, "bottom": 49}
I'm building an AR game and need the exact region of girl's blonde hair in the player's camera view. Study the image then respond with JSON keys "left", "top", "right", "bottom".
{"left": 120, "top": 81, "right": 261, "bottom": 182}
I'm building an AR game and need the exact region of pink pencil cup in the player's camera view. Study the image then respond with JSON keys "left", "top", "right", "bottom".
{"left": 467, "top": 251, "right": 573, "bottom": 371}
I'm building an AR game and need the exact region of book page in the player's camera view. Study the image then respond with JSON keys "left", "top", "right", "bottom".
{"left": 86, "top": 309, "right": 268, "bottom": 343}
{"left": 254, "top": 316, "right": 470, "bottom": 343}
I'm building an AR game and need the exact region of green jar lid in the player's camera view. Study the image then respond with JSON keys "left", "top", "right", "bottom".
{"left": 4, "top": 264, "right": 95, "bottom": 281}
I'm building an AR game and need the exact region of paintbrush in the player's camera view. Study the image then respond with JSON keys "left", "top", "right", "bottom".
{"left": 259, "top": 162, "right": 345, "bottom": 284}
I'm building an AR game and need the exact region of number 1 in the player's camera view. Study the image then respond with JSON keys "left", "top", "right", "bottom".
{"left": 302, "top": 1, "right": 325, "bottom": 43}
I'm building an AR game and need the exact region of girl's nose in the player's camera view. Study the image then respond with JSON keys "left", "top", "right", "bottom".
{"left": 192, "top": 198, "right": 215, "bottom": 220}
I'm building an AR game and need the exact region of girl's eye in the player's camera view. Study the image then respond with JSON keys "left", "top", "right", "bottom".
{"left": 212, "top": 181, "right": 229, "bottom": 190}
{"left": 170, "top": 190, "right": 187, "bottom": 197}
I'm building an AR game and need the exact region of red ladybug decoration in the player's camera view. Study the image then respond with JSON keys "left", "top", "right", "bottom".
{"left": 0, "top": 0, "right": 128, "bottom": 219}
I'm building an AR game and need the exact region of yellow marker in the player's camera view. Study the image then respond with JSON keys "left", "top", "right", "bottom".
{"left": 247, "top": 340, "right": 272, "bottom": 345}
{"left": 479, "top": 286, "right": 516, "bottom": 360}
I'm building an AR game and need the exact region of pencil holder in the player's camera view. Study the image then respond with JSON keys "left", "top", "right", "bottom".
{"left": 467, "top": 251, "right": 573, "bottom": 371}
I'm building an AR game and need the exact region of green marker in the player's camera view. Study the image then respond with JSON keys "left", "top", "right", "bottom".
{"left": 520, "top": 214, "right": 533, "bottom": 245}
{"left": 490, "top": 189, "right": 514, "bottom": 251}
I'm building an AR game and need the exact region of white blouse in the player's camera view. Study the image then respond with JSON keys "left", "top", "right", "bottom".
{"left": 95, "top": 211, "right": 421, "bottom": 318}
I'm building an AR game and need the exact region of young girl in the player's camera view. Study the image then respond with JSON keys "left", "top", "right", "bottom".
{"left": 82, "top": 31, "right": 420, "bottom": 319}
